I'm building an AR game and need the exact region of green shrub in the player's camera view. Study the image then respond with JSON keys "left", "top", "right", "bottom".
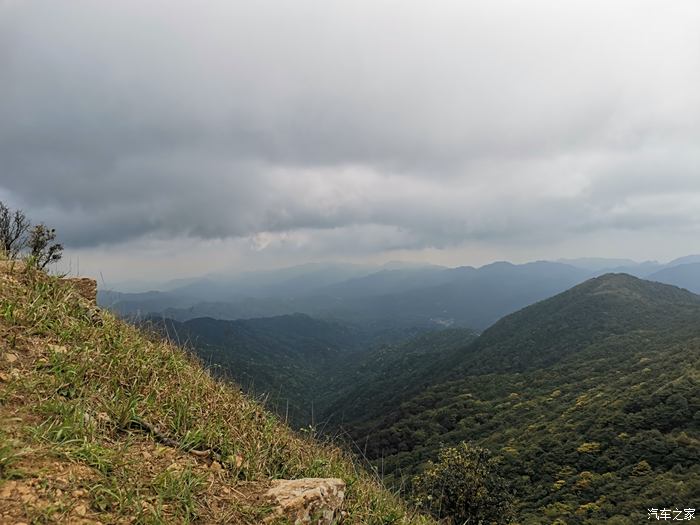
{"left": 412, "top": 442, "right": 514, "bottom": 524}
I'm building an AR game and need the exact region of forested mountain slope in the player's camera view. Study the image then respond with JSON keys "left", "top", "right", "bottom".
{"left": 447, "top": 272, "right": 700, "bottom": 375}
{"left": 151, "top": 314, "right": 368, "bottom": 426}
{"left": 322, "top": 328, "right": 479, "bottom": 428}
{"left": 334, "top": 274, "right": 700, "bottom": 523}
{"left": 151, "top": 313, "right": 464, "bottom": 427}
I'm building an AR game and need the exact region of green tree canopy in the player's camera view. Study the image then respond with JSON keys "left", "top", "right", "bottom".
{"left": 412, "top": 442, "right": 514, "bottom": 525}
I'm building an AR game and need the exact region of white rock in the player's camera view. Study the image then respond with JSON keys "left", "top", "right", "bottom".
{"left": 264, "top": 478, "right": 345, "bottom": 525}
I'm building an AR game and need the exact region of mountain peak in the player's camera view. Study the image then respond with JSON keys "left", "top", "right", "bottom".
{"left": 575, "top": 272, "right": 700, "bottom": 305}
{"left": 452, "top": 273, "right": 700, "bottom": 377}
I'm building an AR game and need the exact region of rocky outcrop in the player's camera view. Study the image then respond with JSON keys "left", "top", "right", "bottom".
{"left": 264, "top": 478, "right": 346, "bottom": 525}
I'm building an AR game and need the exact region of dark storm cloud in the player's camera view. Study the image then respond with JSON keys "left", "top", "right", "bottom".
{"left": 1, "top": 0, "right": 699, "bottom": 252}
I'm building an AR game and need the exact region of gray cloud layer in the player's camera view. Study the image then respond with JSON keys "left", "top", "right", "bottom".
{"left": 1, "top": 0, "right": 699, "bottom": 261}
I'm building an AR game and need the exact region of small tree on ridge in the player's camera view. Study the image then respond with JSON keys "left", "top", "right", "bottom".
{"left": 28, "top": 224, "right": 63, "bottom": 269}
{"left": 0, "top": 200, "right": 63, "bottom": 268}
{"left": 0, "top": 201, "right": 31, "bottom": 258}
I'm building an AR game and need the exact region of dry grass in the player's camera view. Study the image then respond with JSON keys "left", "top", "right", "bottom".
{"left": 0, "top": 261, "right": 434, "bottom": 524}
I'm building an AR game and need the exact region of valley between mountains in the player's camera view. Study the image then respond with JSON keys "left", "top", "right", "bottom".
{"left": 117, "top": 262, "right": 700, "bottom": 524}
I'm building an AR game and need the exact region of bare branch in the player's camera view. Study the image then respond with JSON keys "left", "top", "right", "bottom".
{"left": 0, "top": 202, "right": 31, "bottom": 258}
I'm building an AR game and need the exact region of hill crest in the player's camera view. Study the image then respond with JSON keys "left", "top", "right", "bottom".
{"left": 448, "top": 273, "right": 700, "bottom": 375}
{"left": 334, "top": 272, "right": 700, "bottom": 523}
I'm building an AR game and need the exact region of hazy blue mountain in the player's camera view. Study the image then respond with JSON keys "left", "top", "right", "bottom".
{"left": 666, "top": 254, "right": 700, "bottom": 266}
{"left": 100, "top": 262, "right": 379, "bottom": 306}
{"left": 160, "top": 299, "right": 299, "bottom": 322}
{"left": 587, "top": 261, "right": 663, "bottom": 278}
{"left": 557, "top": 257, "right": 641, "bottom": 271}
{"left": 99, "top": 263, "right": 382, "bottom": 316}
{"left": 337, "top": 261, "right": 590, "bottom": 329}
{"left": 102, "top": 260, "right": 592, "bottom": 331}
{"left": 317, "top": 266, "right": 457, "bottom": 298}
{"left": 101, "top": 257, "right": 700, "bottom": 332}
{"left": 580, "top": 255, "right": 700, "bottom": 279}
{"left": 555, "top": 256, "right": 700, "bottom": 278}
{"left": 97, "top": 289, "right": 192, "bottom": 317}
{"left": 647, "top": 262, "right": 700, "bottom": 293}
{"left": 165, "top": 262, "right": 380, "bottom": 301}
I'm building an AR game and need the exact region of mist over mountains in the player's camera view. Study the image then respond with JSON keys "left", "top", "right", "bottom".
{"left": 100, "top": 255, "right": 700, "bottom": 331}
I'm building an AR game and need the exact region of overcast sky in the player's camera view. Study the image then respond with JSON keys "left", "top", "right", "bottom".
{"left": 2, "top": 0, "right": 699, "bottom": 283}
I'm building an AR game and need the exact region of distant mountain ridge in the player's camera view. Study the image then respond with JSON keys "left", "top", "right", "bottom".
{"left": 647, "top": 262, "right": 700, "bottom": 294}
{"left": 100, "top": 257, "right": 700, "bottom": 334}
{"left": 102, "top": 260, "right": 593, "bottom": 331}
